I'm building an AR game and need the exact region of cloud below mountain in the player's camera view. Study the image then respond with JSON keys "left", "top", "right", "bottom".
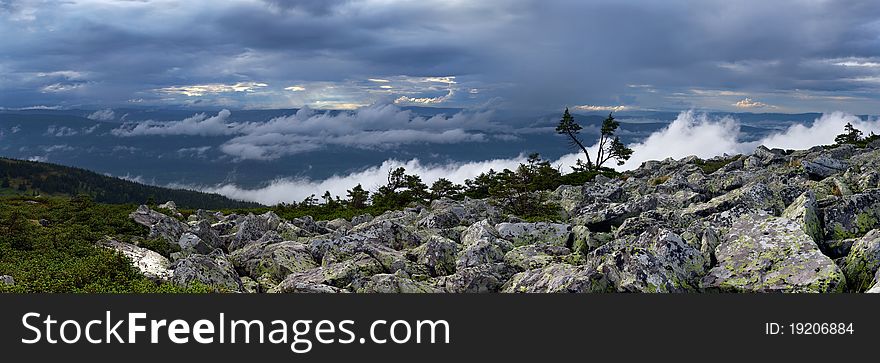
{"left": 192, "top": 111, "right": 880, "bottom": 205}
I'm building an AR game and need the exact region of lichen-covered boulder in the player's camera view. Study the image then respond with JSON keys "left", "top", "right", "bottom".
{"left": 842, "top": 229, "right": 880, "bottom": 292}
{"left": 501, "top": 263, "right": 611, "bottom": 293}
{"left": 228, "top": 213, "right": 274, "bottom": 252}
{"left": 682, "top": 183, "right": 778, "bottom": 219}
{"left": 503, "top": 244, "right": 571, "bottom": 271}
{"left": 274, "top": 253, "right": 384, "bottom": 292}
{"left": 229, "top": 240, "right": 317, "bottom": 282}
{"left": 347, "top": 218, "right": 423, "bottom": 250}
{"left": 190, "top": 220, "right": 224, "bottom": 251}
{"left": 802, "top": 156, "right": 847, "bottom": 180}
{"left": 461, "top": 219, "right": 500, "bottom": 246}
{"left": 701, "top": 213, "right": 846, "bottom": 293}
{"left": 572, "top": 195, "right": 658, "bottom": 232}
{"left": 129, "top": 205, "right": 188, "bottom": 243}
{"left": 356, "top": 271, "right": 443, "bottom": 293}
{"left": 325, "top": 218, "right": 353, "bottom": 232}
{"left": 172, "top": 250, "right": 244, "bottom": 292}
{"left": 782, "top": 191, "right": 823, "bottom": 245}
{"left": 99, "top": 238, "right": 172, "bottom": 281}
{"left": 591, "top": 228, "right": 707, "bottom": 293}
{"left": 456, "top": 238, "right": 513, "bottom": 269}
{"left": 434, "top": 263, "right": 516, "bottom": 293}
{"left": 409, "top": 235, "right": 458, "bottom": 277}
{"left": 495, "top": 222, "right": 573, "bottom": 248}
{"left": 822, "top": 190, "right": 880, "bottom": 240}
{"left": 177, "top": 232, "right": 214, "bottom": 254}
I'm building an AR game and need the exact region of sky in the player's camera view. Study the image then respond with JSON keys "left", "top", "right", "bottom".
{"left": 2, "top": 0, "right": 880, "bottom": 113}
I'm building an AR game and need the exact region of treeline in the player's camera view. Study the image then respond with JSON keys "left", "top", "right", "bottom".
{"left": 261, "top": 153, "right": 618, "bottom": 222}
{"left": 0, "top": 157, "right": 260, "bottom": 209}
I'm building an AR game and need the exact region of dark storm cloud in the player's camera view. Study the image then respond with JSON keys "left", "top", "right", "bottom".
{"left": 1, "top": 0, "right": 880, "bottom": 112}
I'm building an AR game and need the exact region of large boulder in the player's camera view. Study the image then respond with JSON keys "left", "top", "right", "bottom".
{"left": 701, "top": 213, "right": 846, "bottom": 293}
{"left": 172, "top": 251, "right": 244, "bottom": 292}
{"left": 456, "top": 238, "right": 513, "bottom": 269}
{"left": 503, "top": 244, "right": 571, "bottom": 271}
{"left": 228, "top": 213, "right": 276, "bottom": 252}
{"left": 842, "top": 229, "right": 880, "bottom": 292}
{"left": 229, "top": 240, "right": 318, "bottom": 282}
{"left": 356, "top": 271, "right": 443, "bottom": 293}
{"left": 802, "top": 156, "right": 847, "bottom": 180}
{"left": 273, "top": 253, "right": 384, "bottom": 292}
{"left": 590, "top": 228, "right": 707, "bottom": 293}
{"left": 129, "top": 205, "right": 188, "bottom": 243}
{"left": 495, "top": 222, "right": 573, "bottom": 248}
{"left": 434, "top": 263, "right": 516, "bottom": 293}
{"left": 501, "top": 263, "right": 611, "bottom": 293}
{"left": 572, "top": 195, "right": 658, "bottom": 232}
{"left": 409, "top": 235, "right": 458, "bottom": 277}
{"left": 822, "top": 190, "right": 880, "bottom": 240}
{"left": 461, "top": 219, "right": 501, "bottom": 246}
{"left": 99, "top": 238, "right": 172, "bottom": 281}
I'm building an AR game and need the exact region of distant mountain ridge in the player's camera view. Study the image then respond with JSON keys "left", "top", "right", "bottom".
{"left": 0, "top": 157, "right": 262, "bottom": 209}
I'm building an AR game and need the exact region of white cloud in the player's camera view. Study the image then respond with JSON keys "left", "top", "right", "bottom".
{"left": 45, "top": 125, "right": 78, "bottom": 137}
{"left": 733, "top": 97, "right": 773, "bottom": 109}
{"left": 87, "top": 108, "right": 115, "bottom": 121}
{"left": 41, "top": 83, "right": 85, "bottom": 93}
{"left": 394, "top": 89, "right": 455, "bottom": 104}
{"left": 195, "top": 156, "right": 526, "bottom": 205}
{"left": 573, "top": 105, "right": 628, "bottom": 112}
{"left": 156, "top": 82, "right": 268, "bottom": 96}
{"left": 284, "top": 85, "right": 306, "bottom": 91}
{"left": 112, "top": 109, "right": 239, "bottom": 137}
{"left": 112, "top": 103, "right": 495, "bottom": 159}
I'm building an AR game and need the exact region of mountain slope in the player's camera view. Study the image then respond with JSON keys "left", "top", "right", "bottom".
{"left": 0, "top": 157, "right": 261, "bottom": 209}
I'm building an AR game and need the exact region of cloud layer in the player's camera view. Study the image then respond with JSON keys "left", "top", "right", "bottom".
{"left": 111, "top": 104, "right": 497, "bottom": 160}
{"left": 193, "top": 110, "right": 880, "bottom": 205}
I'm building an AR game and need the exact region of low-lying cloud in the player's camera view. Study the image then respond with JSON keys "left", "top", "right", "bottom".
{"left": 193, "top": 111, "right": 880, "bottom": 205}
{"left": 111, "top": 104, "right": 498, "bottom": 160}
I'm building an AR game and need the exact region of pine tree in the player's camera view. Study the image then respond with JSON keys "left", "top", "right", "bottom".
{"left": 557, "top": 109, "right": 633, "bottom": 170}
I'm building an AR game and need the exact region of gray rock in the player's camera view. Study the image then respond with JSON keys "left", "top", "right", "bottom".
{"left": 130, "top": 205, "right": 188, "bottom": 243}
{"left": 409, "top": 235, "right": 458, "bottom": 277}
{"left": 350, "top": 214, "right": 373, "bottom": 226}
{"left": 573, "top": 194, "right": 658, "bottom": 232}
{"left": 99, "top": 238, "right": 172, "bottom": 281}
{"left": 274, "top": 253, "right": 384, "bottom": 292}
{"left": 461, "top": 219, "right": 500, "bottom": 246}
{"left": 434, "top": 263, "right": 516, "bottom": 293}
{"left": 822, "top": 189, "right": 880, "bottom": 240}
{"left": 356, "top": 271, "right": 443, "bottom": 293}
{"left": 229, "top": 240, "right": 318, "bottom": 282}
{"left": 591, "top": 228, "right": 707, "bottom": 293}
{"left": 177, "top": 232, "right": 214, "bottom": 254}
{"left": 842, "top": 229, "right": 880, "bottom": 292}
{"left": 172, "top": 251, "right": 244, "bottom": 292}
{"left": 502, "top": 263, "right": 612, "bottom": 293}
{"left": 325, "top": 218, "right": 353, "bottom": 232}
{"left": 1, "top": 275, "right": 14, "bottom": 286}
{"left": 495, "top": 222, "right": 573, "bottom": 248}
{"left": 503, "top": 244, "right": 571, "bottom": 271}
{"left": 456, "top": 238, "right": 513, "bottom": 269}
{"left": 228, "top": 213, "right": 272, "bottom": 252}
{"left": 701, "top": 213, "right": 845, "bottom": 293}
{"left": 802, "top": 156, "right": 847, "bottom": 180}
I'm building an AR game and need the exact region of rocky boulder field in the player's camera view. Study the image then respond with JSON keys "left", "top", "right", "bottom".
{"left": 106, "top": 143, "right": 880, "bottom": 293}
